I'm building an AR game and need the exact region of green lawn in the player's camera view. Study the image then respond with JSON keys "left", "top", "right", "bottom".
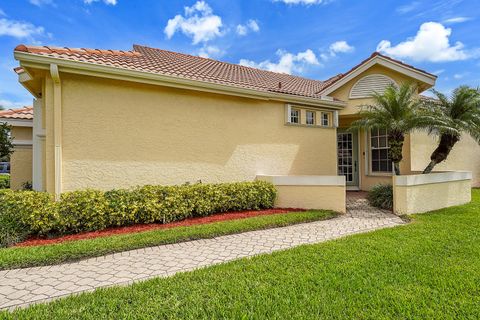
{"left": 3, "top": 190, "right": 479, "bottom": 319}
{"left": 0, "top": 210, "right": 336, "bottom": 270}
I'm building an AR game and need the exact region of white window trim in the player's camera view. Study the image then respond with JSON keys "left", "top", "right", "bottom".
{"left": 290, "top": 107, "right": 300, "bottom": 124}
{"left": 320, "top": 112, "right": 330, "bottom": 127}
{"left": 368, "top": 128, "right": 394, "bottom": 175}
{"left": 305, "top": 110, "right": 315, "bottom": 125}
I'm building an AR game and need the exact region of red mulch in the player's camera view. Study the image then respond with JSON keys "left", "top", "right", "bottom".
{"left": 15, "top": 208, "right": 305, "bottom": 248}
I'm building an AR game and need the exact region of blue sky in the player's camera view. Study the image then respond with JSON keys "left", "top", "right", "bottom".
{"left": 0, "top": 0, "right": 479, "bottom": 107}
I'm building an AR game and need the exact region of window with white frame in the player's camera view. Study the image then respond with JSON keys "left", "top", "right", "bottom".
{"left": 290, "top": 108, "right": 300, "bottom": 124}
{"left": 370, "top": 128, "right": 392, "bottom": 172}
{"left": 306, "top": 110, "right": 315, "bottom": 125}
{"left": 321, "top": 112, "right": 329, "bottom": 127}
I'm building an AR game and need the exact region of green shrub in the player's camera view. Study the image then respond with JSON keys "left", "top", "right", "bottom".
{"left": 0, "top": 175, "right": 9, "bottom": 189}
{"left": 367, "top": 184, "right": 393, "bottom": 210}
{"left": 0, "top": 181, "right": 277, "bottom": 246}
{"left": 0, "top": 190, "right": 55, "bottom": 247}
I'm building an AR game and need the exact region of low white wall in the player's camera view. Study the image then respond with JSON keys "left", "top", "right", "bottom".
{"left": 393, "top": 171, "right": 472, "bottom": 215}
{"left": 256, "top": 175, "right": 346, "bottom": 213}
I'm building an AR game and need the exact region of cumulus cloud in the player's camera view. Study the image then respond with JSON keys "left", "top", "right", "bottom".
{"left": 377, "top": 22, "right": 470, "bottom": 62}
{"left": 239, "top": 49, "right": 320, "bottom": 74}
{"left": 320, "top": 40, "right": 354, "bottom": 61}
{"left": 198, "top": 45, "right": 225, "bottom": 58}
{"left": 274, "top": 0, "right": 332, "bottom": 5}
{"left": 164, "top": 1, "right": 223, "bottom": 44}
{"left": 0, "top": 18, "right": 46, "bottom": 39}
{"left": 84, "top": 0, "right": 117, "bottom": 5}
{"left": 236, "top": 19, "right": 259, "bottom": 36}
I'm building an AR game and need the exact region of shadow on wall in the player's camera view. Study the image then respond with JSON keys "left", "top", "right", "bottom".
{"left": 62, "top": 144, "right": 300, "bottom": 191}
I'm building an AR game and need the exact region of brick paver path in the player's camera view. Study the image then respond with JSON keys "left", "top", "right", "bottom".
{"left": 0, "top": 193, "right": 404, "bottom": 310}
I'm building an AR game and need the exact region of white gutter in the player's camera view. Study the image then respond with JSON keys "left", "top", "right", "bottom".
{"left": 14, "top": 52, "right": 347, "bottom": 110}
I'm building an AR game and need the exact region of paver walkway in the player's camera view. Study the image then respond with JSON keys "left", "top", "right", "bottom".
{"left": 0, "top": 193, "right": 404, "bottom": 311}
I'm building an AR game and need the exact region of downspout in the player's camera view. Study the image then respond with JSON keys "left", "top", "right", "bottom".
{"left": 50, "top": 64, "right": 62, "bottom": 200}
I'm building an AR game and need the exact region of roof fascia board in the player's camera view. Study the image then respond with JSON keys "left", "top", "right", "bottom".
{"left": 320, "top": 56, "right": 436, "bottom": 96}
{"left": 0, "top": 118, "right": 33, "bottom": 127}
{"left": 15, "top": 52, "right": 346, "bottom": 110}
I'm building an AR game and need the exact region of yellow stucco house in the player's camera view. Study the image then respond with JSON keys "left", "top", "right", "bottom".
{"left": 12, "top": 44, "right": 480, "bottom": 197}
{"left": 0, "top": 106, "right": 33, "bottom": 189}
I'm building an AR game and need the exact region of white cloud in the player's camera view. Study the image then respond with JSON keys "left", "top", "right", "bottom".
{"left": 443, "top": 17, "right": 472, "bottom": 24}
{"left": 164, "top": 1, "right": 223, "bottom": 44}
{"left": 320, "top": 40, "right": 354, "bottom": 61}
{"left": 432, "top": 69, "right": 445, "bottom": 75}
{"left": 239, "top": 49, "right": 320, "bottom": 74}
{"left": 0, "top": 18, "right": 46, "bottom": 39}
{"left": 29, "top": 0, "right": 54, "bottom": 6}
{"left": 198, "top": 45, "right": 225, "bottom": 58}
{"left": 84, "top": 0, "right": 117, "bottom": 5}
{"left": 396, "top": 1, "right": 420, "bottom": 14}
{"left": 236, "top": 19, "right": 260, "bottom": 36}
{"left": 453, "top": 72, "right": 468, "bottom": 79}
{"left": 274, "top": 0, "right": 332, "bottom": 5}
{"left": 377, "top": 22, "right": 470, "bottom": 62}
{"left": 329, "top": 40, "right": 354, "bottom": 54}
{"left": 0, "top": 99, "right": 31, "bottom": 109}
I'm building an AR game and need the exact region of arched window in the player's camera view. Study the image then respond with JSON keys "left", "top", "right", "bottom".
{"left": 349, "top": 74, "right": 397, "bottom": 99}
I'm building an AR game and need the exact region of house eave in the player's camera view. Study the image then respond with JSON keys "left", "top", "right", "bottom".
{"left": 319, "top": 55, "right": 437, "bottom": 96}
{"left": 14, "top": 52, "right": 347, "bottom": 110}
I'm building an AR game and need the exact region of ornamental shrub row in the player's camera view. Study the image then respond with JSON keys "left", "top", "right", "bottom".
{"left": 0, "top": 181, "right": 276, "bottom": 247}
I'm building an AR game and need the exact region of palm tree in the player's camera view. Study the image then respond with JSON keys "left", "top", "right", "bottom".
{"left": 422, "top": 86, "right": 480, "bottom": 174}
{"left": 350, "top": 83, "right": 437, "bottom": 175}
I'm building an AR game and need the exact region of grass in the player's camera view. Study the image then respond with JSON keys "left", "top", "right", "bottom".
{"left": 3, "top": 190, "right": 479, "bottom": 319}
{"left": 0, "top": 210, "right": 336, "bottom": 270}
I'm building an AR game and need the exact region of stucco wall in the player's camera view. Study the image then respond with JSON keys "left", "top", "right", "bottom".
{"left": 329, "top": 65, "right": 418, "bottom": 116}
{"left": 55, "top": 74, "right": 338, "bottom": 191}
{"left": 10, "top": 146, "right": 32, "bottom": 190}
{"left": 393, "top": 172, "right": 472, "bottom": 215}
{"left": 256, "top": 175, "right": 346, "bottom": 213}
{"left": 10, "top": 126, "right": 33, "bottom": 190}
{"left": 410, "top": 132, "right": 480, "bottom": 187}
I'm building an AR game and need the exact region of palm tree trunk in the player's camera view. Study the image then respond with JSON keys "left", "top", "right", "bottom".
{"left": 422, "top": 160, "right": 437, "bottom": 174}
{"left": 422, "top": 133, "right": 459, "bottom": 174}
{"left": 388, "top": 131, "right": 405, "bottom": 175}
{"left": 393, "top": 162, "right": 400, "bottom": 176}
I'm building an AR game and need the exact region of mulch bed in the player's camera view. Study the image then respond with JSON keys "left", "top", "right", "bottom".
{"left": 15, "top": 208, "right": 305, "bottom": 248}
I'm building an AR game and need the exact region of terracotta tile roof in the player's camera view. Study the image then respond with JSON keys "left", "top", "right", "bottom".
{"left": 318, "top": 52, "right": 437, "bottom": 94}
{"left": 15, "top": 44, "right": 335, "bottom": 100}
{"left": 0, "top": 106, "right": 33, "bottom": 120}
{"left": 14, "top": 45, "right": 436, "bottom": 101}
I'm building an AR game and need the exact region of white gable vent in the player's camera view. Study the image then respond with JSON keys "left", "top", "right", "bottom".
{"left": 349, "top": 74, "right": 397, "bottom": 99}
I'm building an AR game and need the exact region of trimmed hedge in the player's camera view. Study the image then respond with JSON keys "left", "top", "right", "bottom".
{"left": 0, "top": 181, "right": 276, "bottom": 247}
{"left": 0, "top": 175, "right": 9, "bottom": 189}
{"left": 367, "top": 184, "right": 393, "bottom": 210}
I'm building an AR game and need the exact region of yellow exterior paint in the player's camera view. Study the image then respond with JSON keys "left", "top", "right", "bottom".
{"left": 9, "top": 126, "right": 33, "bottom": 190}
{"left": 40, "top": 73, "right": 338, "bottom": 192}
{"left": 10, "top": 146, "right": 32, "bottom": 190}
{"left": 330, "top": 65, "right": 421, "bottom": 116}
{"left": 393, "top": 177, "right": 471, "bottom": 215}
{"left": 274, "top": 185, "right": 346, "bottom": 213}
{"left": 410, "top": 132, "right": 480, "bottom": 187}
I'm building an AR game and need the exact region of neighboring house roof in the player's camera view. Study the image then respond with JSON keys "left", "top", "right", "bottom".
{"left": 0, "top": 106, "right": 33, "bottom": 120}
{"left": 14, "top": 44, "right": 338, "bottom": 100}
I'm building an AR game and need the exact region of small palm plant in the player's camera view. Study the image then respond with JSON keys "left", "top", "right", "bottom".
{"left": 350, "top": 83, "right": 436, "bottom": 175}
{"left": 422, "top": 86, "right": 480, "bottom": 174}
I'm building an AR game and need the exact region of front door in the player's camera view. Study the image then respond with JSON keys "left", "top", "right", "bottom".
{"left": 337, "top": 129, "right": 359, "bottom": 187}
